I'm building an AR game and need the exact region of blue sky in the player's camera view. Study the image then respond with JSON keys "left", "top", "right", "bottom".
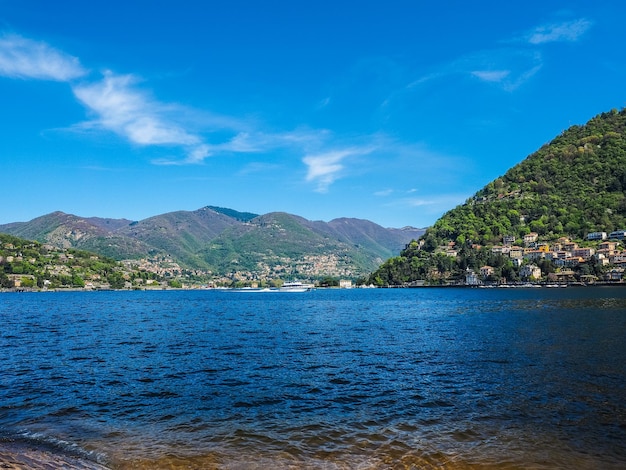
{"left": 1, "top": 1, "right": 625, "bottom": 228}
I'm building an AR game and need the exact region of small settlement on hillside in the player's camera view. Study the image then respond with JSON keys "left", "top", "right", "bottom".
{"left": 453, "top": 230, "right": 626, "bottom": 285}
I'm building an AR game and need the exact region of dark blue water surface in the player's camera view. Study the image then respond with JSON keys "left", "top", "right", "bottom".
{"left": 1, "top": 287, "right": 626, "bottom": 469}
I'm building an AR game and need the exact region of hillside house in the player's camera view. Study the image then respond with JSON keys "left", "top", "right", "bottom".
{"left": 562, "top": 241, "right": 578, "bottom": 251}
{"left": 553, "top": 270, "right": 576, "bottom": 283}
{"left": 598, "top": 242, "right": 618, "bottom": 256}
{"left": 611, "top": 254, "right": 626, "bottom": 266}
{"left": 520, "top": 264, "right": 542, "bottom": 280}
{"left": 587, "top": 232, "right": 607, "bottom": 241}
{"left": 523, "top": 250, "right": 545, "bottom": 261}
{"left": 605, "top": 268, "right": 624, "bottom": 281}
{"left": 557, "top": 257, "right": 585, "bottom": 267}
{"left": 480, "top": 266, "right": 494, "bottom": 278}
{"left": 554, "top": 250, "right": 571, "bottom": 260}
{"left": 503, "top": 235, "right": 516, "bottom": 245}
{"left": 523, "top": 233, "right": 538, "bottom": 245}
{"left": 465, "top": 269, "right": 480, "bottom": 286}
{"left": 491, "top": 245, "right": 510, "bottom": 255}
{"left": 571, "top": 247, "right": 595, "bottom": 260}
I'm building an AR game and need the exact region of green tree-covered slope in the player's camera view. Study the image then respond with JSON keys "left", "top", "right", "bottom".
{"left": 370, "top": 109, "right": 626, "bottom": 285}
{"left": 199, "top": 212, "right": 410, "bottom": 277}
{"left": 0, "top": 233, "right": 160, "bottom": 289}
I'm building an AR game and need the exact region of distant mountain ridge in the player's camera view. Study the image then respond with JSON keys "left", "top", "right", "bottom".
{"left": 0, "top": 207, "right": 425, "bottom": 279}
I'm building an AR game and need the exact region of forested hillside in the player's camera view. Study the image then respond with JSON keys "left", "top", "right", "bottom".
{"left": 0, "top": 233, "right": 161, "bottom": 290}
{"left": 370, "top": 109, "right": 626, "bottom": 286}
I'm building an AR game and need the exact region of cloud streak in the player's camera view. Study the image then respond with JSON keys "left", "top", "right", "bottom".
{"left": 72, "top": 71, "right": 204, "bottom": 155}
{"left": 526, "top": 19, "right": 592, "bottom": 45}
{"left": 0, "top": 32, "right": 260, "bottom": 164}
{"left": 408, "top": 17, "right": 591, "bottom": 93}
{"left": 0, "top": 32, "right": 422, "bottom": 193}
{"left": 0, "top": 33, "right": 86, "bottom": 81}
{"left": 303, "top": 146, "right": 375, "bottom": 192}
{"left": 408, "top": 48, "right": 543, "bottom": 93}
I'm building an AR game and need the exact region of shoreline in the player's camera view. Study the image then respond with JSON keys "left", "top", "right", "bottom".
{"left": 1, "top": 281, "right": 626, "bottom": 293}
{"left": 0, "top": 441, "right": 109, "bottom": 470}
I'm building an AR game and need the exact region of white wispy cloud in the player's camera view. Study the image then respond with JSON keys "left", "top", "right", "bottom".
{"left": 526, "top": 18, "right": 592, "bottom": 45}
{"left": 215, "top": 129, "right": 321, "bottom": 154}
{"left": 149, "top": 126, "right": 331, "bottom": 166}
{"left": 0, "top": 33, "right": 86, "bottom": 81}
{"left": 407, "top": 48, "right": 543, "bottom": 93}
{"left": 459, "top": 49, "right": 543, "bottom": 91}
{"left": 470, "top": 70, "right": 510, "bottom": 83}
{"left": 317, "top": 97, "right": 331, "bottom": 109}
{"left": 303, "top": 150, "right": 351, "bottom": 193}
{"left": 73, "top": 72, "right": 200, "bottom": 145}
{"left": 303, "top": 146, "right": 375, "bottom": 193}
{"left": 0, "top": 32, "right": 415, "bottom": 196}
{"left": 0, "top": 32, "right": 266, "bottom": 165}
{"left": 72, "top": 71, "right": 217, "bottom": 162}
{"left": 406, "top": 17, "right": 590, "bottom": 95}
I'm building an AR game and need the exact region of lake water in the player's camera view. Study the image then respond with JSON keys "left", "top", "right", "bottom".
{"left": 1, "top": 287, "right": 626, "bottom": 469}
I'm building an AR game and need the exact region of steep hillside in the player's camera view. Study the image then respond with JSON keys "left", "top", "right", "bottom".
{"left": 0, "top": 211, "right": 107, "bottom": 243}
{"left": 324, "top": 218, "right": 424, "bottom": 258}
{"left": 0, "top": 233, "right": 161, "bottom": 290}
{"left": 0, "top": 212, "right": 154, "bottom": 259}
{"left": 85, "top": 216, "right": 134, "bottom": 232}
{"left": 200, "top": 212, "right": 384, "bottom": 277}
{"left": 423, "top": 109, "right": 626, "bottom": 249}
{"left": 371, "top": 108, "right": 626, "bottom": 286}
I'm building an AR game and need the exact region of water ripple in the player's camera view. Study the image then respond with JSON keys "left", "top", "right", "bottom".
{"left": 1, "top": 288, "right": 625, "bottom": 468}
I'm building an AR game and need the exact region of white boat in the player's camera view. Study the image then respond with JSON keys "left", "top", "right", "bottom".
{"left": 228, "top": 287, "right": 275, "bottom": 293}
{"left": 228, "top": 281, "right": 314, "bottom": 293}
{"left": 279, "top": 281, "right": 315, "bottom": 292}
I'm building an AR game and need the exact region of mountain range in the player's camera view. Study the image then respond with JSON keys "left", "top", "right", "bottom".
{"left": 0, "top": 207, "right": 424, "bottom": 279}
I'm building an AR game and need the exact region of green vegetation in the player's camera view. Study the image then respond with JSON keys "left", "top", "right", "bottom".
{"left": 0, "top": 209, "right": 423, "bottom": 281}
{"left": 0, "top": 233, "right": 162, "bottom": 290}
{"left": 206, "top": 206, "right": 259, "bottom": 222}
{"left": 198, "top": 212, "right": 406, "bottom": 278}
{"left": 369, "top": 109, "right": 626, "bottom": 286}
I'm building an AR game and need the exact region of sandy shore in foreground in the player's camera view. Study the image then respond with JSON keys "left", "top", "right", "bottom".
{"left": 0, "top": 442, "right": 110, "bottom": 470}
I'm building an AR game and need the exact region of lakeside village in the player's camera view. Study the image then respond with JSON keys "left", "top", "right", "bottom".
{"left": 2, "top": 228, "right": 626, "bottom": 292}
{"left": 0, "top": 240, "right": 358, "bottom": 292}
{"left": 441, "top": 229, "right": 626, "bottom": 287}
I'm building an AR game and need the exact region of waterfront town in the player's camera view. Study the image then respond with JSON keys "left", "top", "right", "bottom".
{"left": 0, "top": 239, "right": 358, "bottom": 291}
{"left": 2, "top": 228, "right": 626, "bottom": 290}
{"left": 458, "top": 230, "right": 626, "bottom": 285}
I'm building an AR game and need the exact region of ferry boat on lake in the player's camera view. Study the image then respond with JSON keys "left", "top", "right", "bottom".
{"left": 229, "top": 281, "right": 314, "bottom": 293}
{"left": 279, "top": 281, "right": 315, "bottom": 292}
